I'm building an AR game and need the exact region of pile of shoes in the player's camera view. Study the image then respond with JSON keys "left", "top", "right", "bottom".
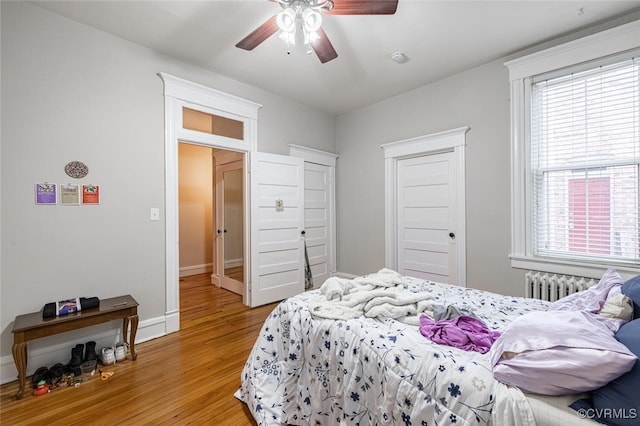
{"left": 30, "top": 340, "right": 99, "bottom": 395}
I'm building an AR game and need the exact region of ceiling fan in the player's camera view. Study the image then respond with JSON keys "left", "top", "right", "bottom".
{"left": 235, "top": 0, "right": 399, "bottom": 64}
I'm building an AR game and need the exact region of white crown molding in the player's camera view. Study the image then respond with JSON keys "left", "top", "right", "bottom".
{"left": 158, "top": 73, "right": 262, "bottom": 120}
{"left": 504, "top": 19, "right": 640, "bottom": 81}
{"left": 288, "top": 144, "right": 339, "bottom": 167}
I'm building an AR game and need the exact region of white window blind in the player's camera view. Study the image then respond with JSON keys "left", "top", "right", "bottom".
{"left": 531, "top": 56, "right": 640, "bottom": 264}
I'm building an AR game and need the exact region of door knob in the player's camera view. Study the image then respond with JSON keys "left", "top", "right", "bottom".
{"left": 217, "top": 229, "right": 222, "bottom": 234}
{"left": 449, "top": 232, "right": 455, "bottom": 239}
{"left": 301, "top": 230, "right": 306, "bottom": 235}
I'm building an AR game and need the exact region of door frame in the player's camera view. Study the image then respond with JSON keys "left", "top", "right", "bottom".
{"left": 381, "top": 126, "right": 469, "bottom": 286}
{"left": 159, "top": 73, "right": 261, "bottom": 333}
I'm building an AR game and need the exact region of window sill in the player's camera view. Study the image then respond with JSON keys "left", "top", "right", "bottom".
{"left": 509, "top": 255, "right": 640, "bottom": 281}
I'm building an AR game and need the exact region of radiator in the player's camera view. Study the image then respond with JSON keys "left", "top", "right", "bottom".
{"left": 525, "top": 271, "right": 599, "bottom": 302}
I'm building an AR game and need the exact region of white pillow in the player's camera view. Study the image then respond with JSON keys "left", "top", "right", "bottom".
{"left": 598, "top": 290, "right": 634, "bottom": 321}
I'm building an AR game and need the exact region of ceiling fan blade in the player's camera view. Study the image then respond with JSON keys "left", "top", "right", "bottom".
{"left": 235, "top": 15, "right": 279, "bottom": 51}
{"left": 324, "top": 0, "right": 398, "bottom": 15}
{"left": 311, "top": 27, "right": 338, "bottom": 64}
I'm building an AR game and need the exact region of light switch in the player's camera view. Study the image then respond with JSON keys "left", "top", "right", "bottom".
{"left": 150, "top": 208, "right": 160, "bottom": 221}
{"left": 275, "top": 199, "right": 284, "bottom": 212}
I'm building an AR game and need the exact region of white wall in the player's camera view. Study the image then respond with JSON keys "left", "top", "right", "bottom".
{"left": 334, "top": 13, "right": 640, "bottom": 297}
{"left": 335, "top": 59, "right": 523, "bottom": 296}
{"left": 0, "top": 1, "right": 335, "bottom": 380}
{"left": 178, "top": 143, "right": 213, "bottom": 275}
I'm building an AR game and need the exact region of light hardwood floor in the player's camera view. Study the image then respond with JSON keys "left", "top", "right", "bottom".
{"left": 0, "top": 274, "right": 277, "bottom": 425}
{"left": 224, "top": 266, "right": 244, "bottom": 283}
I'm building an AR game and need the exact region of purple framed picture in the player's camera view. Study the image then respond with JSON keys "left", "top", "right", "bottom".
{"left": 35, "top": 183, "right": 57, "bottom": 205}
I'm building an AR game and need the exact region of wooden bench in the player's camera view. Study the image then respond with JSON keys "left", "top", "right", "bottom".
{"left": 11, "top": 294, "right": 139, "bottom": 399}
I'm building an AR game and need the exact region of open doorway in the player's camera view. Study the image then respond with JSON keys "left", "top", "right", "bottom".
{"left": 178, "top": 142, "right": 245, "bottom": 313}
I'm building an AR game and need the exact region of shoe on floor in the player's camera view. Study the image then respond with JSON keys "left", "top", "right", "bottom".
{"left": 31, "top": 366, "right": 49, "bottom": 389}
{"left": 101, "top": 346, "right": 116, "bottom": 366}
{"left": 114, "top": 342, "right": 128, "bottom": 362}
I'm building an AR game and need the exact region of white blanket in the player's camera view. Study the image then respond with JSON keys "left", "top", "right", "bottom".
{"left": 492, "top": 383, "right": 537, "bottom": 426}
{"left": 309, "top": 268, "right": 437, "bottom": 324}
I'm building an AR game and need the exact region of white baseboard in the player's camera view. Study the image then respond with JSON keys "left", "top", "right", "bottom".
{"left": 164, "top": 310, "right": 180, "bottom": 334}
{"left": 179, "top": 263, "right": 213, "bottom": 277}
{"left": 224, "top": 258, "right": 243, "bottom": 268}
{"left": 0, "top": 313, "right": 176, "bottom": 385}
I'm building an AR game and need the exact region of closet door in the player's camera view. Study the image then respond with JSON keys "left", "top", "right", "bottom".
{"left": 249, "top": 152, "right": 305, "bottom": 307}
{"left": 396, "top": 152, "right": 458, "bottom": 283}
{"left": 288, "top": 144, "right": 339, "bottom": 290}
{"left": 303, "top": 162, "right": 333, "bottom": 289}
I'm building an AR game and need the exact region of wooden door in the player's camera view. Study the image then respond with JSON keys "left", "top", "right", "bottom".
{"left": 396, "top": 152, "right": 458, "bottom": 283}
{"left": 249, "top": 152, "right": 305, "bottom": 307}
{"left": 303, "top": 162, "right": 333, "bottom": 289}
{"left": 214, "top": 159, "right": 244, "bottom": 295}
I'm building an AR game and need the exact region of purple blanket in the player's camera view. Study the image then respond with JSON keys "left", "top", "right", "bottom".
{"left": 419, "top": 314, "right": 501, "bottom": 353}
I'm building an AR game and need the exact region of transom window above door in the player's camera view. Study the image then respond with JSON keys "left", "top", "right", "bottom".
{"left": 182, "top": 107, "right": 244, "bottom": 140}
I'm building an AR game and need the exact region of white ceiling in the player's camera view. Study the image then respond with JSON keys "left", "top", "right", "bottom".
{"left": 32, "top": 0, "right": 640, "bottom": 115}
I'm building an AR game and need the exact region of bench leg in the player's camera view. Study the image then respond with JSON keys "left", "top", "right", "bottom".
{"left": 122, "top": 315, "right": 139, "bottom": 361}
{"left": 12, "top": 342, "right": 27, "bottom": 400}
{"left": 129, "top": 315, "right": 138, "bottom": 361}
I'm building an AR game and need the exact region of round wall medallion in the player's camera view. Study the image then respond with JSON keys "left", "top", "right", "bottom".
{"left": 64, "top": 161, "right": 89, "bottom": 179}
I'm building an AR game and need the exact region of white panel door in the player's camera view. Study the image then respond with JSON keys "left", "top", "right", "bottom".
{"left": 250, "top": 152, "right": 305, "bottom": 307}
{"left": 303, "top": 162, "right": 333, "bottom": 289}
{"left": 397, "top": 152, "right": 457, "bottom": 283}
{"left": 214, "top": 159, "right": 244, "bottom": 295}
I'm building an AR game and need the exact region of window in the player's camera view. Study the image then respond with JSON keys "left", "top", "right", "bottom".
{"left": 506, "top": 20, "right": 640, "bottom": 276}
{"left": 531, "top": 57, "right": 640, "bottom": 264}
{"left": 182, "top": 107, "right": 244, "bottom": 140}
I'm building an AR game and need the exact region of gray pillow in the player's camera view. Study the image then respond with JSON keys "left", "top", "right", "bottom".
{"left": 622, "top": 275, "right": 640, "bottom": 319}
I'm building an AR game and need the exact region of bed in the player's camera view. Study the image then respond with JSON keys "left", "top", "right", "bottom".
{"left": 235, "top": 269, "right": 640, "bottom": 426}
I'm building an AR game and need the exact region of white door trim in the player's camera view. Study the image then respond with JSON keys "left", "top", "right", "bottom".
{"left": 289, "top": 144, "right": 339, "bottom": 167}
{"left": 381, "top": 126, "right": 469, "bottom": 286}
{"left": 159, "top": 72, "right": 261, "bottom": 333}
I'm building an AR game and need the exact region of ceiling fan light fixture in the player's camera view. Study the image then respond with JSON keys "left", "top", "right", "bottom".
{"left": 302, "top": 8, "right": 322, "bottom": 33}
{"left": 276, "top": 7, "right": 296, "bottom": 32}
{"left": 236, "top": 0, "right": 397, "bottom": 64}
{"left": 278, "top": 31, "right": 296, "bottom": 45}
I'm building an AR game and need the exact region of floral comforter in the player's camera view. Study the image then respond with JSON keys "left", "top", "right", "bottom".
{"left": 235, "top": 277, "right": 550, "bottom": 425}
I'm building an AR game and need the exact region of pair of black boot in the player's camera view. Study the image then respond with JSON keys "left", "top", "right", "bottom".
{"left": 66, "top": 341, "right": 97, "bottom": 376}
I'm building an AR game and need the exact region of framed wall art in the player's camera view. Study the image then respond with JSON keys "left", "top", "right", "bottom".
{"left": 82, "top": 184, "right": 100, "bottom": 205}
{"left": 60, "top": 183, "right": 80, "bottom": 206}
{"left": 35, "top": 183, "right": 57, "bottom": 205}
